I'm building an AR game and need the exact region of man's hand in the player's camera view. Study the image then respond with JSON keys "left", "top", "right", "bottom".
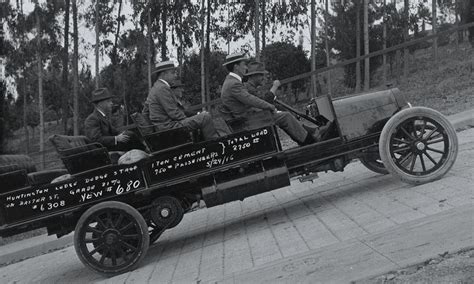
{"left": 270, "top": 80, "right": 281, "bottom": 95}
{"left": 116, "top": 133, "right": 130, "bottom": 143}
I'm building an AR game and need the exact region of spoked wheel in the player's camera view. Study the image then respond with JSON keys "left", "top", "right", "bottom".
{"left": 360, "top": 146, "right": 388, "bottom": 175}
{"left": 150, "top": 196, "right": 184, "bottom": 230}
{"left": 379, "top": 107, "right": 458, "bottom": 185}
{"left": 74, "top": 201, "right": 149, "bottom": 275}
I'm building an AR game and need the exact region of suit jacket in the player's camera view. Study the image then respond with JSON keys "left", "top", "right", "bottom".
{"left": 244, "top": 80, "right": 276, "bottom": 104}
{"left": 143, "top": 79, "right": 187, "bottom": 129}
{"left": 220, "top": 74, "right": 275, "bottom": 118}
{"left": 84, "top": 109, "right": 119, "bottom": 149}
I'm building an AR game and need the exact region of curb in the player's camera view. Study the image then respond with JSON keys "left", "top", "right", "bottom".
{"left": 0, "top": 109, "right": 472, "bottom": 267}
{"left": 0, "top": 234, "right": 73, "bottom": 267}
{"left": 449, "top": 109, "right": 474, "bottom": 131}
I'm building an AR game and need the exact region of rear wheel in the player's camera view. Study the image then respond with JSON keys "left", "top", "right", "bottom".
{"left": 360, "top": 146, "right": 388, "bottom": 175}
{"left": 74, "top": 201, "right": 149, "bottom": 275}
{"left": 150, "top": 196, "right": 184, "bottom": 230}
{"left": 379, "top": 107, "right": 458, "bottom": 185}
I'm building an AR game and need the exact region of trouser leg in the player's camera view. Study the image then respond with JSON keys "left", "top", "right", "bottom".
{"left": 272, "top": 111, "right": 308, "bottom": 144}
{"left": 181, "top": 112, "right": 219, "bottom": 140}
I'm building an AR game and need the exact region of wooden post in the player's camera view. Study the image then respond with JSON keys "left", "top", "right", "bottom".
{"left": 36, "top": 4, "right": 45, "bottom": 169}
{"left": 255, "top": 0, "right": 260, "bottom": 61}
{"left": 72, "top": 0, "right": 79, "bottom": 135}
{"left": 325, "top": 0, "right": 332, "bottom": 95}
{"left": 382, "top": 0, "right": 387, "bottom": 86}
{"left": 200, "top": 0, "right": 206, "bottom": 108}
{"left": 355, "top": 0, "right": 361, "bottom": 92}
{"left": 363, "top": 0, "right": 370, "bottom": 91}
{"left": 95, "top": 0, "right": 99, "bottom": 88}
{"left": 432, "top": 0, "right": 438, "bottom": 66}
{"left": 147, "top": 3, "right": 152, "bottom": 91}
{"left": 310, "top": 0, "right": 317, "bottom": 98}
{"left": 404, "top": 0, "right": 409, "bottom": 78}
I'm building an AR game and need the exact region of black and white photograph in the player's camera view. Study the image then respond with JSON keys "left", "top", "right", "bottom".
{"left": 0, "top": 0, "right": 473, "bottom": 282}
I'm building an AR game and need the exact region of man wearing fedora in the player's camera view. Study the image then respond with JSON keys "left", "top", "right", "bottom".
{"left": 85, "top": 88, "right": 144, "bottom": 151}
{"left": 143, "top": 60, "right": 219, "bottom": 140}
{"left": 220, "top": 53, "right": 325, "bottom": 146}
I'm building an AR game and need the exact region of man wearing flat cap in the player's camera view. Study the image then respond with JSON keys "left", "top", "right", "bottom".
{"left": 220, "top": 53, "right": 326, "bottom": 146}
{"left": 85, "top": 88, "right": 144, "bottom": 151}
{"left": 143, "top": 60, "right": 219, "bottom": 140}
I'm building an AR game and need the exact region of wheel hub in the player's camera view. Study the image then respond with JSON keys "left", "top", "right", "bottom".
{"left": 416, "top": 141, "right": 426, "bottom": 151}
{"left": 160, "top": 208, "right": 170, "bottom": 218}
{"left": 103, "top": 229, "right": 120, "bottom": 246}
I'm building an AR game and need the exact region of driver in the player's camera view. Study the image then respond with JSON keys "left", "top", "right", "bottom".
{"left": 220, "top": 53, "right": 326, "bottom": 146}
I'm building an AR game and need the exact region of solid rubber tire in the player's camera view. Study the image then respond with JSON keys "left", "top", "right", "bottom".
{"left": 379, "top": 107, "right": 458, "bottom": 185}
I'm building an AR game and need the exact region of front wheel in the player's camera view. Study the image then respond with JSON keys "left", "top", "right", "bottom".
{"left": 74, "top": 201, "right": 149, "bottom": 275}
{"left": 379, "top": 107, "right": 458, "bottom": 185}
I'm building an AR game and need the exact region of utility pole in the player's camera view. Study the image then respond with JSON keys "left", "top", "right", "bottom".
{"left": 432, "top": 0, "right": 438, "bottom": 66}
{"left": 325, "top": 0, "right": 331, "bottom": 96}
{"left": 363, "top": 0, "right": 370, "bottom": 91}
{"left": 382, "top": 0, "right": 387, "bottom": 86}
{"left": 255, "top": 0, "right": 260, "bottom": 61}
{"left": 95, "top": 0, "right": 100, "bottom": 88}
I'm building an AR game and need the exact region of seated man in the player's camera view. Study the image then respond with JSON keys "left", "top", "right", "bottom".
{"left": 85, "top": 88, "right": 145, "bottom": 151}
{"left": 143, "top": 61, "right": 219, "bottom": 140}
{"left": 221, "top": 53, "right": 328, "bottom": 146}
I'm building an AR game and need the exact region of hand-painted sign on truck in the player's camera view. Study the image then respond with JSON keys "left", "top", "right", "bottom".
{"left": 145, "top": 126, "right": 279, "bottom": 183}
{"left": 0, "top": 164, "right": 145, "bottom": 224}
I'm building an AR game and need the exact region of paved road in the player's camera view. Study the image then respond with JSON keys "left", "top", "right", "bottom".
{"left": 1, "top": 129, "right": 473, "bottom": 284}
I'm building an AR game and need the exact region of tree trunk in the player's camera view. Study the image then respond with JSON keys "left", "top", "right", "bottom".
{"left": 382, "top": 0, "right": 387, "bottom": 86}
{"left": 36, "top": 5, "right": 45, "bottom": 169}
{"left": 95, "top": 0, "right": 100, "bottom": 88}
{"left": 404, "top": 0, "right": 409, "bottom": 78}
{"left": 72, "top": 0, "right": 79, "bottom": 135}
{"left": 310, "top": 0, "right": 317, "bottom": 98}
{"left": 432, "top": 0, "right": 438, "bottom": 65}
{"left": 147, "top": 4, "right": 152, "bottom": 90}
{"left": 355, "top": 0, "right": 361, "bottom": 92}
{"left": 111, "top": 0, "right": 123, "bottom": 65}
{"left": 20, "top": 4, "right": 29, "bottom": 153}
{"left": 62, "top": 0, "right": 70, "bottom": 134}
{"left": 325, "top": 0, "right": 331, "bottom": 96}
{"left": 261, "top": 0, "right": 266, "bottom": 49}
{"left": 161, "top": 1, "right": 167, "bottom": 61}
{"left": 205, "top": 0, "right": 211, "bottom": 103}
{"left": 363, "top": 0, "right": 369, "bottom": 91}
{"left": 200, "top": 0, "right": 205, "bottom": 107}
{"left": 255, "top": 0, "right": 260, "bottom": 61}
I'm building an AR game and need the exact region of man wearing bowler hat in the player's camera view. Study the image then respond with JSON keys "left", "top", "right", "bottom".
{"left": 85, "top": 88, "right": 144, "bottom": 151}
{"left": 220, "top": 53, "right": 326, "bottom": 146}
{"left": 143, "top": 60, "right": 219, "bottom": 140}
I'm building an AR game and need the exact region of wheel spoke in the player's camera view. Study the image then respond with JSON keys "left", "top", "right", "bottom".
{"left": 99, "top": 247, "right": 110, "bottom": 265}
{"left": 94, "top": 216, "right": 108, "bottom": 229}
{"left": 392, "top": 146, "right": 411, "bottom": 153}
{"left": 106, "top": 211, "right": 114, "bottom": 228}
{"left": 115, "top": 213, "right": 124, "bottom": 228}
{"left": 397, "top": 152, "right": 413, "bottom": 165}
{"left": 119, "top": 221, "right": 134, "bottom": 233}
{"left": 401, "top": 126, "right": 416, "bottom": 141}
{"left": 119, "top": 240, "right": 137, "bottom": 251}
{"left": 409, "top": 154, "right": 417, "bottom": 172}
{"left": 424, "top": 151, "right": 438, "bottom": 165}
{"left": 419, "top": 120, "right": 427, "bottom": 138}
{"left": 425, "top": 126, "right": 439, "bottom": 140}
{"left": 89, "top": 243, "right": 105, "bottom": 256}
{"left": 84, "top": 237, "right": 100, "bottom": 243}
{"left": 122, "top": 234, "right": 139, "bottom": 240}
{"left": 426, "top": 137, "right": 444, "bottom": 145}
{"left": 426, "top": 146, "right": 445, "bottom": 154}
{"left": 86, "top": 225, "right": 102, "bottom": 235}
{"left": 111, "top": 249, "right": 117, "bottom": 266}
{"left": 419, "top": 154, "right": 426, "bottom": 172}
{"left": 393, "top": 137, "right": 408, "bottom": 145}
{"left": 117, "top": 247, "right": 127, "bottom": 261}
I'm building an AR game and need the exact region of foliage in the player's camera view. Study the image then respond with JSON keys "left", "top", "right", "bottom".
{"left": 261, "top": 42, "right": 311, "bottom": 91}
{"left": 181, "top": 50, "right": 228, "bottom": 105}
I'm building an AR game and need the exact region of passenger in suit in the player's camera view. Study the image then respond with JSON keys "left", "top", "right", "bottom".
{"left": 220, "top": 53, "right": 326, "bottom": 146}
{"left": 143, "top": 61, "right": 219, "bottom": 140}
{"left": 85, "top": 88, "right": 144, "bottom": 151}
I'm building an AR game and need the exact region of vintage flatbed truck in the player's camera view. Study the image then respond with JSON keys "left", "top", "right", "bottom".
{"left": 0, "top": 88, "right": 458, "bottom": 275}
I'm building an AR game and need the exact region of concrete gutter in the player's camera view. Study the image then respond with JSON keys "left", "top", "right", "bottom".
{"left": 0, "top": 109, "right": 472, "bottom": 267}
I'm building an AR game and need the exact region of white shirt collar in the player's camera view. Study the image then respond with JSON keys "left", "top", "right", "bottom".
{"left": 96, "top": 108, "right": 106, "bottom": 117}
{"left": 229, "top": 72, "right": 242, "bottom": 83}
{"left": 159, "top": 79, "right": 170, "bottom": 88}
